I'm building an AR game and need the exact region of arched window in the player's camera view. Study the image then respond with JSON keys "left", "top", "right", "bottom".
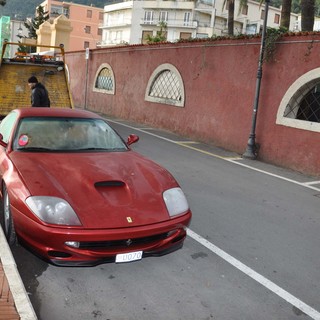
{"left": 93, "top": 63, "right": 115, "bottom": 94}
{"left": 145, "top": 63, "right": 185, "bottom": 107}
{"left": 276, "top": 68, "right": 320, "bottom": 132}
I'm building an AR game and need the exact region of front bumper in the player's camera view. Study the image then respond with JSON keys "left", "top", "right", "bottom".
{"left": 13, "top": 207, "right": 191, "bottom": 266}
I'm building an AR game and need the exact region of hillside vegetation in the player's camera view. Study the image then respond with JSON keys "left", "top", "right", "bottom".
{"left": 0, "top": 0, "right": 106, "bottom": 19}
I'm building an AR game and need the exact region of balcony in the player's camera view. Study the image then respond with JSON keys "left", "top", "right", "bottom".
{"left": 140, "top": 18, "right": 198, "bottom": 28}
{"left": 99, "top": 19, "right": 132, "bottom": 28}
{"left": 142, "top": 1, "right": 195, "bottom": 10}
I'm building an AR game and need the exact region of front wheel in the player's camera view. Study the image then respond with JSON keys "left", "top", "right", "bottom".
{"left": 1, "top": 184, "right": 17, "bottom": 245}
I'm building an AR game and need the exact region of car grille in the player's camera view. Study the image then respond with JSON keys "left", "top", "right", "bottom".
{"left": 78, "top": 232, "right": 170, "bottom": 250}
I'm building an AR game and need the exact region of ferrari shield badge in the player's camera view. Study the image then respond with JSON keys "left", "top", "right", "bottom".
{"left": 126, "top": 217, "right": 133, "bottom": 223}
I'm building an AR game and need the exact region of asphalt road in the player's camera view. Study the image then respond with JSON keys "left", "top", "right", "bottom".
{"left": 11, "top": 116, "right": 320, "bottom": 320}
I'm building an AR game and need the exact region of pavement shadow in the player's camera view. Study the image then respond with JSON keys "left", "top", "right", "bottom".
{"left": 11, "top": 243, "right": 49, "bottom": 317}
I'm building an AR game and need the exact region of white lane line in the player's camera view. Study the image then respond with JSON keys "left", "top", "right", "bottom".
{"left": 177, "top": 141, "right": 200, "bottom": 144}
{"left": 303, "top": 180, "right": 320, "bottom": 186}
{"left": 107, "top": 119, "right": 242, "bottom": 160}
{"left": 187, "top": 229, "right": 320, "bottom": 320}
{"left": 107, "top": 119, "right": 180, "bottom": 144}
{"left": 226, "top": 160, "right": 320, "bottom": 192}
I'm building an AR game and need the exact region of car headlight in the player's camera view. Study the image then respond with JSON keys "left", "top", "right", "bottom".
{"left": 26, "top": 196, "right": 82, "bottom": 226}
{"left": 163, "top": 187, "right": 189, "bottom": 217}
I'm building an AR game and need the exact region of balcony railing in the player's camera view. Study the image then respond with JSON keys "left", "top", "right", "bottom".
{"left": 140, "top": 18, "right": 197, "bottom": 28}
{"left": 99, "top": 19, "right": 132, "bottom": 28}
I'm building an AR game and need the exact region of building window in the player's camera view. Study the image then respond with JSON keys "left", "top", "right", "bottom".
{"left": 159, "top": 11, "right": 168, "bottom": 22}
{"left": 93, "top": 63, "right": 115, "bottom": 94}
{"left": 85, "top": 26, "right": 91, "bottom": 34}
{"left": 144, "top": 11, "right": 154, "bottom": 24}
{"left": 142, "top": 30, "right": 153, "bottom": 44}
{"left": 274, "top": 13, "right": 280, "bottom": 24}
{"left": 145, "top": 63, "right": 185, "bottom": 107}
{"left": 276, "top": 68, "right": 320, "bottom": 132}
{"left": 242, "top": 5, "right": 248, "bottom": 15}
{"left": 97, "top": 28, "right": 102, "bottom": 36}
{"left": 99, "top": 12, "right": 104, "bottom": 20}
{"left": 246, "top": 23, "right": 257, "bottom": 34}
{"left": 84, "top": 41, "right": 89, "bottom": 49}
{"left": 109, "top": 30, "right": 122, "bottom": 43}
{"left": 51, "top": 5, "right": 63, "bottom": 16}
{"left": 180, "top": 32, "right": 192, "bottom": 39}
{"left": 196, "top": 33, "right": 209, "bottom": 39}
{"left": 87, "top": 10, "right": 92, "bottom": 18}
{"left": 184, "top": 12, "right": 191, "bottom": 26}
{"left": 261, "top": 10, "right": 265, "bottom": 20}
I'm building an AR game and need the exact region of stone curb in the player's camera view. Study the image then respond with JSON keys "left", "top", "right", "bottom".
{"left": 0, "top": 226, "right": 38, "bottom": 320}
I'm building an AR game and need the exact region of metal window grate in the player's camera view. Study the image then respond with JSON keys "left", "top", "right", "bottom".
{"left": 284, "top": 81, "right": 320, "bottom": 123}
{"left": 149, "top": 70, "right": 182, "bottom": 101}
{"left": 95, "top": 67, "right": 114, "bottom": 91}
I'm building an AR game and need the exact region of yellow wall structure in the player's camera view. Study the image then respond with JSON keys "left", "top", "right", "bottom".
{"left": 37, "top": 21, "right": 52, "bottom": 50}
{"left": 37, "top": 15, "right": 73, "bottom": 52}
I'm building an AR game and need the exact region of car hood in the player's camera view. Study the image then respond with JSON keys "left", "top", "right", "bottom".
{"left": 10, "top": 151, "right": 179, "bottom": 228}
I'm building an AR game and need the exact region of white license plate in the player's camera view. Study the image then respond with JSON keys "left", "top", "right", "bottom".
{"left": 115, "top": 251, "right": 143, "bottom": 263}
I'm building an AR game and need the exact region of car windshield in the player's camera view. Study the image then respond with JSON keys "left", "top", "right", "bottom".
{"left": 13, "top": 117, "right": 128, "bottom": 152}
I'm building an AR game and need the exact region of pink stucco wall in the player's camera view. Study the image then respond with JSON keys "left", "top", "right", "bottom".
{"left": 42, "top": 0, "right": 103, "bottom": 50}
{"left": 65, "top": 35, "right": 320, "bottom": 176}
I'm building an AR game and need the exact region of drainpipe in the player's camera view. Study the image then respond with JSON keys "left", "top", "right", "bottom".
{"left": 84, "top": 47, "right": 90, "bottom": 110}
{"left": 243, "top": 0, "right": 270, "bottom": 159}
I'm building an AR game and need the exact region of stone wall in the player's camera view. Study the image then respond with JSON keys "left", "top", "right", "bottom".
{"left": 65, "top": 35, "right": 320, "bottom": 176}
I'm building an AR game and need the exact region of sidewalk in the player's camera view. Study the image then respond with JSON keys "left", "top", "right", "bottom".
{"left": 0, "top": 227, "right": 37, "bottom": 320}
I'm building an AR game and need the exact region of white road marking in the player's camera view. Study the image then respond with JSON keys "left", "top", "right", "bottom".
{"left": 303, "top": 180, "right": 320, "bottom": 186}
{"left": 187, "top": 229, "right": 320, "bottom": 320}
{"left": 108, "top": 118, "right": 320, "bottom": 318}
{"left": 227, "top": 160, "right": 320, "bottom": 192}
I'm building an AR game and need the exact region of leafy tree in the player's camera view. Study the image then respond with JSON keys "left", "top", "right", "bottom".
{"left": 270, "top": 0, "right": 282, "bottom": 7}
{"left": 301, "top": 0, "right": 315, "bottom": 30}
{"left": 24, "top": 5, "right": 49, "bottom": 39}
{"left": 291, "top": 0, "right": 301, "bottom": 13}
{"left": 147, "top": 21, "right": 167, "bottom": 43}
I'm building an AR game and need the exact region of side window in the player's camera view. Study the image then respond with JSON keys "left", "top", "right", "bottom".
{"left": 93, "top": 63, "right": 115, "bottom": 94}
{"left": 145, "top": 63, "right": 185, "bottom": 107}
{"left": 0, "top": 112, "right": 18, "bottom": 144}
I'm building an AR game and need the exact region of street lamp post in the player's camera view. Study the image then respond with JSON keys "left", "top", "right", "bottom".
{"left": 243, "top": 0, "right": 270, "bottom": 159}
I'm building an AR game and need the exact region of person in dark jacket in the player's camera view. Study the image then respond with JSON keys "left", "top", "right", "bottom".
{"left": 27, "top": 76, "right": 50, "bottom": 107}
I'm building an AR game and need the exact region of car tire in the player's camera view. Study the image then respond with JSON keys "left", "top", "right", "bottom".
{"left": 1, "top": 184, "right": 17, "bottom": 246}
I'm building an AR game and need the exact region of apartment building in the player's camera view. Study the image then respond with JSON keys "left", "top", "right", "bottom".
{"left": 98, "top": 0, "right": 299, "bottom": 47}
{"left": 40, "top": 0, "right": 104, "bottom": 50}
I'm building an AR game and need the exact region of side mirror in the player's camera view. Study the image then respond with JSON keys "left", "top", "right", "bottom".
{"left": 127, "top": 134, "right": 139, "bottom": 146}
{"left": 0, "top": 133, "right": 7, "bottom": 148}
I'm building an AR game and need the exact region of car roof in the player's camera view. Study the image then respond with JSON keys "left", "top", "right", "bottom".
{"left": 12, "top": 107, "right": 103, "bottom": 119}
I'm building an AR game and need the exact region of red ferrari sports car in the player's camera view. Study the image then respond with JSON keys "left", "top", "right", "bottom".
{"left": 0, "top": 108, "right": 191, "bottom": 266}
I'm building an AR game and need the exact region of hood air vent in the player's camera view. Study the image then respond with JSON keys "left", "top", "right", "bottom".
{"left": 94, "top": 181, "right": 125, "bottom": 187}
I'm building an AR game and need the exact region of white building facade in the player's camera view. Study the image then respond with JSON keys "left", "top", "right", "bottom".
{"left": 98, "top": 0, "right": 299, "bottom": 47}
